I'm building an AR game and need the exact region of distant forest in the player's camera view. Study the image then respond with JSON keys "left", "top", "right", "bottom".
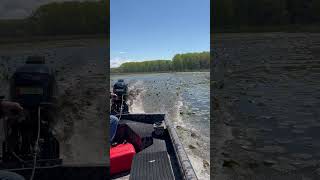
{"left": 0, "top": 0, "right": 108, "bottom": 37}
{"left": 213, "top": 0, "right": 320, "bottom": 32}
{"left": 111, "top": 52, "right": 210, "bottom": 73}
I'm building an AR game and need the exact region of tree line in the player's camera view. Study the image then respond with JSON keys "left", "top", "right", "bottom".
{"left": 213, "top": 0, "right": 320, "bottom": 31}
{"left": 111, "top": 52, "right": 210, "bottom": 73}
{"left": 0, "top": 0, "right": 107, "bottom": 37}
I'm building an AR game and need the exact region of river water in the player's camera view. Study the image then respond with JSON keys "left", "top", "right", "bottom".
{"left": 111, "top": 72, "right": 210, "bottom": 180}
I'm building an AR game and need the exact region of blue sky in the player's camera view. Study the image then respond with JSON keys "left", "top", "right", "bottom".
{"left": 110, "top": 0, "right": 210, "bottom": 67}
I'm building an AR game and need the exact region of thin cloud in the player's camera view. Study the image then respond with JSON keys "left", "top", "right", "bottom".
{"left": 110, "top": 57, "right": 127, "bottom": 68}
{"left": 110, "top": 57, "right": 137, "bottom": 68}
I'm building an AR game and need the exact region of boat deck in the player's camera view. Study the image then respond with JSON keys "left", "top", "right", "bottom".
{"left": 112, "top": 119, "right": 182, "bottom": 180}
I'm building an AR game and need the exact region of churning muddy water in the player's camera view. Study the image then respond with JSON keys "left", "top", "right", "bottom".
{"left": 212, "top": 33, "right": 320, "bottom": 180}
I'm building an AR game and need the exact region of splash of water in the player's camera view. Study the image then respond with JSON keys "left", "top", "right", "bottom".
{"left": 127, "top": 80, "right": 145, "bottom": 113}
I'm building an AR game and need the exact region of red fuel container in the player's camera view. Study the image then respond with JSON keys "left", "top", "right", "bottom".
{"left": 110, "top": 143, "right": 136, "bottom": 175}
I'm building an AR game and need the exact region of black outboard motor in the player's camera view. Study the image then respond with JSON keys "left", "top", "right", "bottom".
{"left": 2, "top": 56, "right": 60, "bottom": 166}
{"left": 111, "top": 79, "right": 129, "bottom": 115}
{"left": 10, "top": 56, "right": 58, "bottom": 107}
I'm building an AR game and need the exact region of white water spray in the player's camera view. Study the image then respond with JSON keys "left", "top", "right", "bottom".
{"left": 128, "top": 81, "right": 145, "bottom": 113}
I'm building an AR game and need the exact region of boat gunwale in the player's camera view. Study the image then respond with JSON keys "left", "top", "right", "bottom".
{"left": 165, "top": 116, "right": 198, "bottom": 180}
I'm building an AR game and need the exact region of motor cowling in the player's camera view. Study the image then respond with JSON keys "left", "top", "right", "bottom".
{"left": 113, "top": 79, "right": 128, "bottom": 99}
{"left": 10, "top": 56, "right": 57, "bottom": 108}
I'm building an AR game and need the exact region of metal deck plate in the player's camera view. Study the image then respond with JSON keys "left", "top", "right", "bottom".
{"left": 129, "top": 151, "right": 175, "bottom": 180}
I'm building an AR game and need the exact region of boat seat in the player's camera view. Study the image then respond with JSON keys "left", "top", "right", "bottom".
{"left": 119, "top": 120, "right": 154, "bottom": 137}
{"left": 129, "top": 151, "right": 175, "bottom": 180}
{"left": 114, "top": 120, "right": 153, "bottom": 152}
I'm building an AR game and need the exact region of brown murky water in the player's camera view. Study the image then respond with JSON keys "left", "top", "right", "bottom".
{"left": 212, "top": 33, "right": 320, "bottom": 180}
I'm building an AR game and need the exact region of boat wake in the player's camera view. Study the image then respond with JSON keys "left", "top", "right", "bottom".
{"left": 127, "top": 80, "right": 145, "bottom": 113}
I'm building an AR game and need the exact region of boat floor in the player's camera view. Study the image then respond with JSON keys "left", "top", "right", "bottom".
{"left": 112, "top": 119, "right": 182, "bottom": 180}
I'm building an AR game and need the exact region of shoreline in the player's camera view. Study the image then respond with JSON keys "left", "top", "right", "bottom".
{"left": 110, "top": 70, "right": 210, "bottom": 75}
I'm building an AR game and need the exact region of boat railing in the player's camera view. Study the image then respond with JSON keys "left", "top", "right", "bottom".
{"left": 165, "top": 117, "right": 199, "bottom": 180}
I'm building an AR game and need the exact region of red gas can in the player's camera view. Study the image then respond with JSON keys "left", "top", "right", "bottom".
{"left": 110, "top": 143, "right": 136, "bottom": 175}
